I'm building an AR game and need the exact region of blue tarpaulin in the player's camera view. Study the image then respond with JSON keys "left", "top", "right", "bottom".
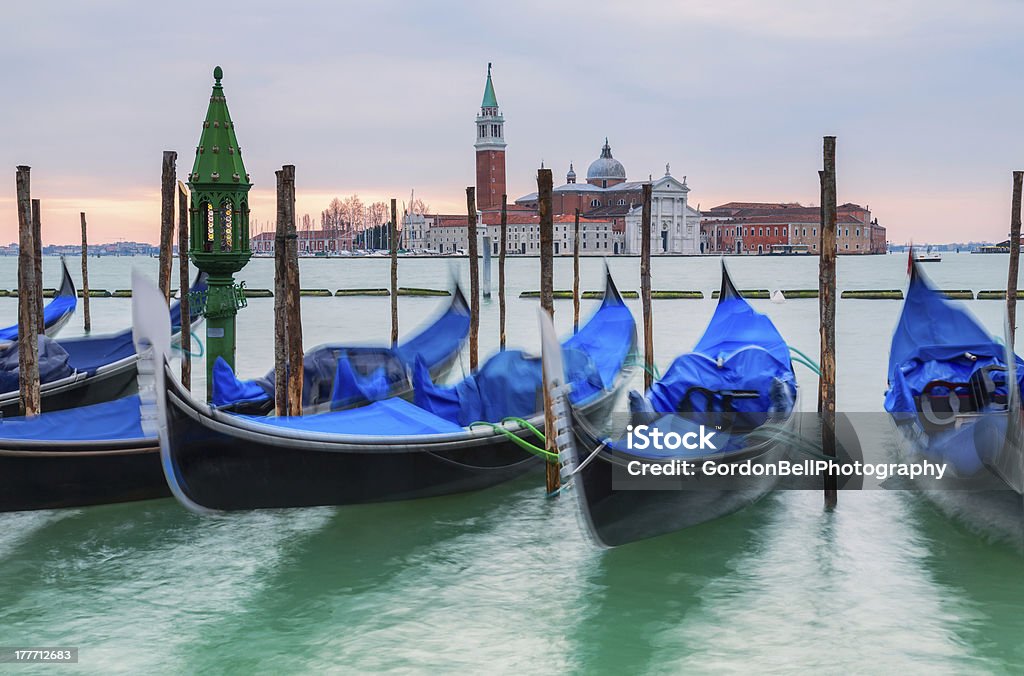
{"left": 0, "top": 395, "right": 146, "bottom": 442}
{"left": 884, "top": 265, "right": 1024, "bottom": 413}
{"left": 240, "top": 397, "right": 463, "bottom": 436}
{"left": 640, "top": 274, "right": 796, "bottom": 418}
{"left": 413, "top": 280, "right": 635, "bottom": 425}
{"left": 212, "top": 289, "right": 470, "bottom": 409}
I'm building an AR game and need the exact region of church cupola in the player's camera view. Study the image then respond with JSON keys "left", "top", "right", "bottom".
{"left": 474, "top": 63, "right": 506, "bottom": 211}
{"left": 586, "top": 138, "right": 627, "bottom": 188}
{"left": 566, "top": 163, "right": 576, "bottom": 184}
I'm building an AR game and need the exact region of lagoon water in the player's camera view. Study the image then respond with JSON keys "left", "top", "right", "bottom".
{"left": 0, "top": 253, "right": 1021, "bottom": 673}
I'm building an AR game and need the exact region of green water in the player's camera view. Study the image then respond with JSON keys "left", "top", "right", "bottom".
{"left": 0, "top": 254, "right": 1021, "bottom": 673}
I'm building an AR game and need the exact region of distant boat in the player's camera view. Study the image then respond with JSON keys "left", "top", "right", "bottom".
{"left": 912, "top": 247, "right": 942, "bottom": 262}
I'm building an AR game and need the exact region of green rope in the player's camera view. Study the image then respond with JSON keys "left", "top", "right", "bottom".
{"left": 468, "top": 421, "right": 558, "bottom": 462}
{"left": 173, "top": 330, "right": 205, "bottom": 358}
{"left": 790, "top": 354, "right": 821, "bottom": 376}
{"left": 626, "top": 356, "right": 661, "bottom": 380}
{"left": 788, "top": 346, "right": 821, "bottom": 374}
{"left": 499, "top": 416, "right": 546, "bottom": 443}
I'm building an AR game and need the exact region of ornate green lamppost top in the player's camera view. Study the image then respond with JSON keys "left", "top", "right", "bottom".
{"left": 187, "top": 66, "right": 251, "bottom": 399}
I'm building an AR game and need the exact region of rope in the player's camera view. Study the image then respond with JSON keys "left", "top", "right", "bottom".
{"left": 626, "top": 356, "right": 661, "bottom": 380}
{"left": 789, "top": 346, "right": 821, "bottom": 374}
{"left": 499, "top": 416, "right": 545, "bottom": 443}
{"left": 172, "top": 330, "right": 205, "bottom": 358}
{"left": 467, "top": 421, "right": 558, "bottom": 462}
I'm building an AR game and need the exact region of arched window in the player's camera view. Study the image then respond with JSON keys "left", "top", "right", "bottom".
{"left": 221, "top": 199, "right": 233, "bottom": 251}
{"left": 591, "top": 199, "right": 600, "bottom": 207}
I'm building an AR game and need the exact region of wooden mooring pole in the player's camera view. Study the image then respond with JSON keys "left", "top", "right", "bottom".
{"left": 573, "top": 208, "right": 581, "bottom": 333}
{"left": 390, "top": 198, "right": 399, "bottom": 347}
{"left": 274, "top": 165, "right": 303, "bottom": 417}
{"left": 819, "top": 136, "right": 838, "bottom": 509}
{"left": 538, "top": 168, "right": 559, "bottom": 494}
{"left": 159, "top": 151, "right": 176, "bottom": 304}
{"left": 466, "top": 187, "right": 480, "bottom": 370}
{"left": 641, "top": 183, "right": 654, "bottom": 391}
{"left": 31, "top": 199, "right": 43, "bottom": 335}
{"left": 1007, "top": 171, "right": 1023, "bottom": 347}
{"left": 80, "top": 212, "right": 91, "bottom": 332}
{"left": 499, "top": 194, "right": 507, "bottom": 350}
{"left": 177, "top": 181, "right": 191, "bottom": 391}
{"left": 16, "top": 166, "right": 40, "bottom": 416}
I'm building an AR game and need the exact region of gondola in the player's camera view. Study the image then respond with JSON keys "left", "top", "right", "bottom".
{"left": 210, "top": 286, "right": 471, "bottom": 414}
{"left": 139, "top": 268, "right": 636, "bottom": 513}
{"left": 0, "top": 395, "right": 164, "bottom": 511}
{"left": 0, "top": 272, "right": 207, "bottom": 418}
{"left": 0, "top": 257, "right": 77, "bottom": 341}
{"left": 885, "top": 261, "right": 1024, "bottom": 547}
{"left": 550, "top": 263, "right": 798, "bottom": 547}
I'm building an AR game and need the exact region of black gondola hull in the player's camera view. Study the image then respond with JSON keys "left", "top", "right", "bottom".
{"left": 160, "top": 364, "right": 622, "bottom": 512}
{"left": 162, "top": 368, "right": 624, "bottom": 511}
{"left": 568, "top": 408, "right": 792, "bottom": 548}
{"left": 0, "top": 442, "right": 166, "bottom": 512}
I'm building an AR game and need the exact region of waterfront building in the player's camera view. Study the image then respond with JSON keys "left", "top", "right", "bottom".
{"left": 701, "top": 202, "right": 887, "bottom": 254}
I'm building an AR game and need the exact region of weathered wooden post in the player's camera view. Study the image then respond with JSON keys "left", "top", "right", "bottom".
{"left": 819, "top": 136, "right": 838, "bottom": 509}
{"left": 573, "top": 207, "right": 581, "bottom": 333}
{"left": 159, "top": 150, "right": 177, "bottom": 304}
{"left": 177, "top": 181, "right": 191, "bottom": 390}
{"left": 284, "top": 166, "right": 303, "bottom": 416}
{"left": 80, "top": 212, "right": 91, "bottom": 332}
{"left": 466, "top": 186, "right": 480, "bottom": 370}
{"left": 274, "top": 171, "right": 289, "bottom": 417}
{"left": 31, "top": 199, "right": 43, "bottom": 335}
{"left": 273, "top": 165, "right": 303, "bottom": 417}
{"left": 499, "top": 194, "right": 508, "bottom": 350}
{"left": 482, "top": 235, "right": 492, "bottom": 300}
{"left": 538, "top": 168, "right": 559, "bottom": 493}
{"left": 390, "top": 198, "right": 399, "bottom": 346}
{"left": 1008, "top": 171, "right": 1023, "bottom": 346}
{"left": 16, "top": 166, "right": 40, "bottom": 416}
{"left": 641, "top": 183, "right": 654, "bottom": 391}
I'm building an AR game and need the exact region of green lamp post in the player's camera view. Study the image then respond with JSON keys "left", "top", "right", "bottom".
{"left": 188, "top": 66, "right": 251, "bottom": 399}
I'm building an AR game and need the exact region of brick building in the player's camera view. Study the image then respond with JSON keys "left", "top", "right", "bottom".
{"left": 701, "top": 202, "right": 886, "bottom": 254}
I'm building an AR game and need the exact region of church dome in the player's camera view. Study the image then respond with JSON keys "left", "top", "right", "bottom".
{"left": 586, "top": 138, "right": 626, "bottom": 183}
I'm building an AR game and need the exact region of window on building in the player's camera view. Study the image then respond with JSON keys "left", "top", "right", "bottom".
{"left": 812, "top": 227, "right": 817, "bottom": 236}
{"left": 479, "top": 124, "right": 485, "bottom": 138}
{"left": 856, "top": 228, "right": 860, "bottom": 237}
{"left": 783, "top": 227, "right": 787, "bottom": 236}
{"left": 618, "top": 199, "right": 625, "bottom": 206}
{"left": 758, "top": 228, "right": 763, "bottom": 237}
{"left": 591, "top": 199, "right": 600, "bottom": 207}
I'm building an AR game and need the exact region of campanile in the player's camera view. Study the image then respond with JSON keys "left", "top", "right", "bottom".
{"left": 474, "top": 63, "right": 506, "bottom": 212}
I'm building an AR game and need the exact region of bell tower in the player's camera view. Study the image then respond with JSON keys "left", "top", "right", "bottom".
{"left": 187, "top": 66, "right": 252, "bottom": 399}
{"left": 474, "top": 63, "right": 506, "bottom": 212}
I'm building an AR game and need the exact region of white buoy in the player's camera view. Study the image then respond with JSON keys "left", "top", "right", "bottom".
{"left": 771, "top": 290, "right": 786, "bottom": 304}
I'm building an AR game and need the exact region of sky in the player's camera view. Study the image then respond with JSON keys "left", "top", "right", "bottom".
{"left": 1, "top": 0, "right": 1023, "bottom": 245}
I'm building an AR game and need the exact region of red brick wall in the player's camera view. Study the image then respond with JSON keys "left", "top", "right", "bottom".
{"left": 476, "top": 150, "right": 506, "bottom": 211}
